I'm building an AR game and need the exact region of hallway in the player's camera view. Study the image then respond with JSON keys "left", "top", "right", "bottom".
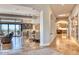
{"left": 50, "top": 34, "right": 79, "bottom": 55}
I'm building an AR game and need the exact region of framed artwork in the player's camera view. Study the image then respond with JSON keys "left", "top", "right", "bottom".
{"left": 22, "top": 23, "right": 33, "bottom": 29}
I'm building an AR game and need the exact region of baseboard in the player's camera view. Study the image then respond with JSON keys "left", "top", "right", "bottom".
{"left": 40, "top": 43, "right": 49, "bottom": 47}
{"left": 49, "top": 36, "right": 56, "bottom": 45}
{"left": 40, "top": 36, "right": 56, "bottom": 47}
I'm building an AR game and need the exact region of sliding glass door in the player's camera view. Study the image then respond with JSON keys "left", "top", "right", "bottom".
{"left": 0, "top": 24, "right": 21, "bottom": 36}
{"left": 9, "top": 24, "right": 16, "bottom": 36}
{"left": 16, "top": 24, "right": 21, "bottom": 36}
{"left": 0, "top": 23, "right": 22, "bottom": 49}
{"left": 1, "top": 24, "right": 8, "bottom": 35}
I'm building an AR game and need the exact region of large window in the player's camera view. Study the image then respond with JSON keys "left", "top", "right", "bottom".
{"left": 1, "top": 24, "right": 8, "bottom": 35}
{"left": 0, "top": 24, "right": 21, "bottom": 36}
{"left": 0, "top": 18, "right": 22, "bottom": 49}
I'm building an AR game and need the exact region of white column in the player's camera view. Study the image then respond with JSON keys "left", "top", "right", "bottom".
{"left": 40, "top": 11, "right": 44, "bottom": 46}
{"left": 78, "top": 12, "right": 79, "bottom": 41}
{"left": 68, "top": 17, "right": 72, "bottom": 38}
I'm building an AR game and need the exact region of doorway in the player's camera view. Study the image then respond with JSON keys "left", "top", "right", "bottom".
{"left": 56, "top": 20, "right": 68, "bottom": 38}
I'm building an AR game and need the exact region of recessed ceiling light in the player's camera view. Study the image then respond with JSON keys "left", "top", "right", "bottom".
{"left": 57, "top": 20, "right": 68, "bottom": 24}
{"left": 58, "top": 13, "right": 69, "bottom": 17}
{"left": 58, "top": 14, "right": 66, "bottom": 17}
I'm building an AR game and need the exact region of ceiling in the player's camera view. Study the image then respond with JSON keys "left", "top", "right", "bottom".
{"left": 0, "top": 4, "right": 40, "bottom": 18}
{"left": 51, "top": 4, "right": 75, "bottom": 18}
{"left": 15, "top": 4, "right": 76, "bottom": 18}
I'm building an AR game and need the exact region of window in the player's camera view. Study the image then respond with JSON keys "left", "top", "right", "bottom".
{"left": 0, "top": 18, "right": 22, "bottom": 49}
{"left": 1, "top": 24, "right": 8, "bottom": 35}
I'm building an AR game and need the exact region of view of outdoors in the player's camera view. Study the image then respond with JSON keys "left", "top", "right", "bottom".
{"left": 0, "top": 19, "right": 22, "bottom": 49}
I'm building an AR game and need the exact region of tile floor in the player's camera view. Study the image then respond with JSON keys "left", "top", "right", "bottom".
{"left": 1, "top": 34, "right": 79, "bottom": 55}
{"left": 0, "top": 47, "right": 62, "bottom": 55}
{"left": 50, "top": 34, "right": 79, "bottom": 55}
{"left": 0, "top": 38, "right": 61, "bottom": 55}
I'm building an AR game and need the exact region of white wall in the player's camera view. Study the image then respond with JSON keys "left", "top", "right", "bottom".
{"left": 49, "top": 10, "right": 56, "bottom": 45}
{"left": 43, "top": 6, "right": 56, "bottom": 46}
{"left": 47, "top": 7, "right": 56, "bottom": 45}
{"left": 25, "top": 5, "right": 56, "bottom": 46}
